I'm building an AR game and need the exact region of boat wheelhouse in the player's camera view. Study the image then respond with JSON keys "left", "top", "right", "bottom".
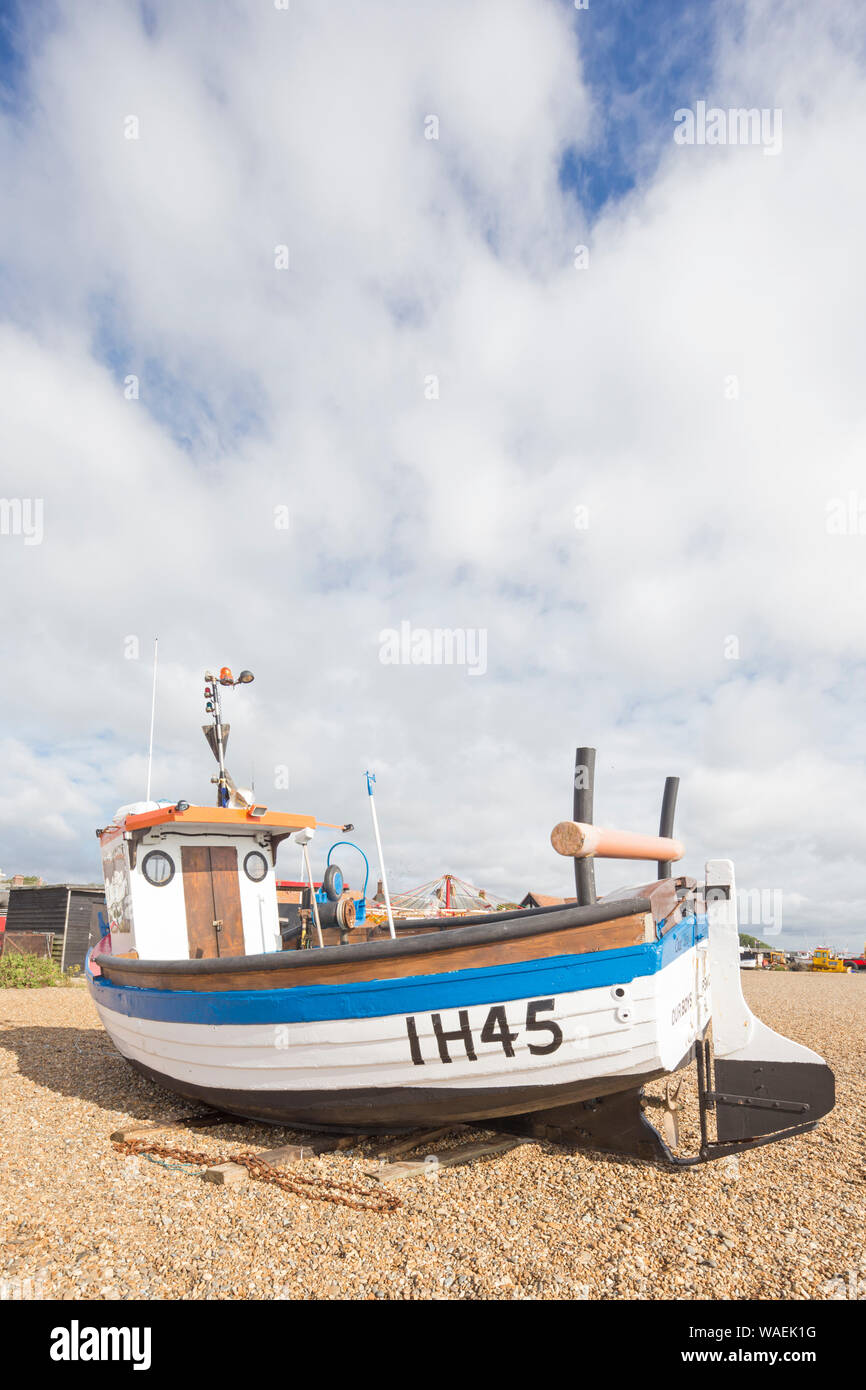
{"left": 98, "top": 802, "right": 313, "bottom": 963}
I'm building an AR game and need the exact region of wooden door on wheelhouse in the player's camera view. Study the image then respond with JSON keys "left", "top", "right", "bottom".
{"left": 181, "top": 846, "right": 245, "bottom": 958}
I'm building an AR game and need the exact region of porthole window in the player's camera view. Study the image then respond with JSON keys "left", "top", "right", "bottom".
{"left": 244, "top": 851, "right": 269, "bottom": 883}
{"left": 141, "top": 850, "right": 175, "bottom": 886}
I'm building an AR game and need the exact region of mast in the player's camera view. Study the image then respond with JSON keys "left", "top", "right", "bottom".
{"left": 203, "top": 667, "right": 254, "bottom": 807}
{"left": 213, "top": 679, "right": 228, "bottom": 807}
{"left": 145, "top": 637, "right": 159, "bottom": 803}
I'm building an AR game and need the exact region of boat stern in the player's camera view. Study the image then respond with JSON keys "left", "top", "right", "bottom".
{"left": 703, "top": 859, "right": 835, "bottom": 1147}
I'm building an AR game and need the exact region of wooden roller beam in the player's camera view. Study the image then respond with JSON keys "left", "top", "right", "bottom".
{"left": 551, "top": 821, "right": 684, "bottom": 862}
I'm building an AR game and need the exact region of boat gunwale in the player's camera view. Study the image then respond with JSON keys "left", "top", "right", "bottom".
{"left": 94, "top": 895, "right": 654, "bottom": 979}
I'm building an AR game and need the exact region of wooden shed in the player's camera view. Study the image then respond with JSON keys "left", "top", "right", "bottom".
{"left": 2, "top": 884, "right": 105, "bottom": 970}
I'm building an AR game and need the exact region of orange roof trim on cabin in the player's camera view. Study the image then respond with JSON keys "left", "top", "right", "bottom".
{"left": 117, "top": 805, "right": 318, "bottom": 834}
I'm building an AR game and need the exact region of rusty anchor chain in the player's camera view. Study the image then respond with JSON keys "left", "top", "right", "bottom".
{"left": 113, "top": 1137, "right": 401, "bottom": 1213}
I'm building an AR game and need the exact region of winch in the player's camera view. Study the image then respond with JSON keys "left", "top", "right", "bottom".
{"left": 279, "top": 840, "right": 370, "bottom": 948}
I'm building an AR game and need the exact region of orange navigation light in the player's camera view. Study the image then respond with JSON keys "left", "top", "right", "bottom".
{"left": 219, "top": 667, "right": 234, "bottom": 686}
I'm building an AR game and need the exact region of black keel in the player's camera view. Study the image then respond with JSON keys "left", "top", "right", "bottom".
{"left": 492, "top": 1033, "right": 836, "bottom": 1166}
{"left": 495, "top": 1086, "right": 675, "bottom": 1163}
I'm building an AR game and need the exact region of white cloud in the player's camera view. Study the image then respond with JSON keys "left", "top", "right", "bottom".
{"left": 0, "top": 0, "right": 864, "bottom": 949}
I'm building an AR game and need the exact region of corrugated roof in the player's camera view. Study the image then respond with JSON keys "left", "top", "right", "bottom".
{"left": 520, "top": 892, "right": 577, "bottom": 907}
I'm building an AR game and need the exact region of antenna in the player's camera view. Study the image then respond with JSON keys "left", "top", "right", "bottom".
{"left": 366, "top": 770, "right": 396, "bottom": 939}
{"left": 145, "top": 637, "right": 159, "bottom": 803}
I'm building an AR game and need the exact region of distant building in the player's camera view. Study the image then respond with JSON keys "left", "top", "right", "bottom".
{"left": 2, "top": 884, "right": 105, "bottom": 971}
{"left": 520, "top": 892, "right": 576, "bottom": 909}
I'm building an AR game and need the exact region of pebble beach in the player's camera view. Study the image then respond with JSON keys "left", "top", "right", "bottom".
{"left": 1, "top": 972, "right": 863, "bottom": 1302}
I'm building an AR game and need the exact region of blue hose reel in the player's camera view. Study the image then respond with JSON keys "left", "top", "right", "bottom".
{"left": 315, "top": 840, "right": 369, "bottom": 924}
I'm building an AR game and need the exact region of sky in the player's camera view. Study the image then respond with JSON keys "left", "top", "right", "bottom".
{"left": 1, "top": 0, "right": 865, "bottom": 951}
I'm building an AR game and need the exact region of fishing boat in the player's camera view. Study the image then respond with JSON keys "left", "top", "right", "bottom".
{"left": 86, "top": 669, "right": 835, "bottom": 1163}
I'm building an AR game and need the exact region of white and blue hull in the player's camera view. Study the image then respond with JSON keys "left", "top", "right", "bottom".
{"left": 89, "top": 914, "right": 711, "bottom": 1129}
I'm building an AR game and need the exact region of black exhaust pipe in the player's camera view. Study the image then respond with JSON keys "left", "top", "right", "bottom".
{"left": 658, "top": 776, "right": 679, "bottom": 880}
{"left": 573, "top": 747, "right": 597, "bottom": 906}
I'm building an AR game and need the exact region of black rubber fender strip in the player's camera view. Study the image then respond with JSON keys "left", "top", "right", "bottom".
{"left": 94, "top": 894, "right": 653, "bottom": 978}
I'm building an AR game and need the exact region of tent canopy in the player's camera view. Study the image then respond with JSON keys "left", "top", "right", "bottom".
{"left": 373, "top": 872, "right": 511, "bottom": 917}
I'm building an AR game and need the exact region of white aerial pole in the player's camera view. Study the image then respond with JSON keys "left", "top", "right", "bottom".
{"left": 145, "top": 637, "right": 159, "bottom": 803}
{"left": 291, "top": 828, "right": 323, "bottom": 948}
{"left": 366, "top": 771, "right": 395, "bottom": 939}
{"left": 302, "top": 844, "right": 324, "bottom": 948}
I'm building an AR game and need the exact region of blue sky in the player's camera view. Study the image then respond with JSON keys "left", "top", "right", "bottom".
{"left": 560, "top": 0, "right": 719, "bottom": 215}
{"left": 0, "top": 0, "right": 43, "bottom": 111}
